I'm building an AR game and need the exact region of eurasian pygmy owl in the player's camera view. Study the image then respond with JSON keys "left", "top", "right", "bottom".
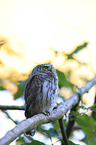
{"left": 24, "top": 64, "right": 58, "bottom": 135}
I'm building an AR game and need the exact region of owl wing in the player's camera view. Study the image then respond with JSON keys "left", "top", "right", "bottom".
{"left": 24, "top": 75, "right": 43, "bottom": 118}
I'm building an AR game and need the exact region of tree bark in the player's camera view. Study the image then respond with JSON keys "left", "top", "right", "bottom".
{"left": 0, "top": 76, "right": 96, "bottom": 145}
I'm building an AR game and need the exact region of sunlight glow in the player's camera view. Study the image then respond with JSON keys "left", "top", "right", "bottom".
{"left": 0, "top": 0, "right": 96, "bottom": 74}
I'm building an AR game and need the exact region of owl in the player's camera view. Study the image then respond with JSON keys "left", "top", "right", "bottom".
{"left": 24, "top": 64, "right": 58, "bottom": 135}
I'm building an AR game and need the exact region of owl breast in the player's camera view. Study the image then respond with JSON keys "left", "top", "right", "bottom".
{"left": 41, "top": 79, "right": 57, "bottom": 113}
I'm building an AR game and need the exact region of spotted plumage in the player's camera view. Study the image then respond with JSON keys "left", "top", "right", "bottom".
{"left": 24, "top": 64, "right": 58, "bottom": 135}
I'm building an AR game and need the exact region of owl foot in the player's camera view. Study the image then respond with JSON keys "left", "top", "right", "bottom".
{"left": 26, "top": 129, "right": 36, "bottom": 136}
{"left": 42, "top": 111, "right": 50, "bottom": 116}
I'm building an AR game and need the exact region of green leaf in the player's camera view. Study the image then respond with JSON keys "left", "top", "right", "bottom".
{"left": 88, "top": 105, "right": 96, "bottom": 112}
{"left": 0, "top": 40, "right": 6, "bottom": 46}
{"left": 0, "top": 79, "right": 6, "bottom": 90}
{"left": 49, "top": 128, "right": 58, "bottom": 137}
{"left": 76, "top": 114, "right": 95, "bottom": 140}
{"left": 88, "top": 141, "right": 96, "bottom": 145}
{"left": 56, "top": 69, "right": 66, "bottom": 88}
{"left": 38, "top": 126, "right": 50, "bottom": 137}
{"left": 67, "top": 42, "right": 88, "bottom": 60}
{"left": 69, "top": 140, "right": 79, "bottom": 145}
{"left": 16, "top": 137, "right": 25, "bottom": 144}
{"left": 54, "top": 121, "right": 60, "bottom": 130}
{"left": 80, "top": 137, "right": 88, "bottom": 144}
{"left": 76, "top": 105, "right": 86, "bottom": 111}
{"left": 21, "top": 140, "right": 45, "bottom": 145}
{"left": 56, "top": 69, "right": 73, "bottom": 88}
{"left": 72, "top": 42, "right": 88, "bottom": 54}
{"left": 63, "top": 119, "right": 67, "bottom": 125}
{"left": 17, "top": 137, "right": 45, "bottom": 145}
{"left": 71, "top": 111, "right": 81, "bottom": 118}
{"left": 14, "top": 80, "right": 27, "bottom": 99}
{"left": 39, "top": 126, "right": 59, "bottom": 138}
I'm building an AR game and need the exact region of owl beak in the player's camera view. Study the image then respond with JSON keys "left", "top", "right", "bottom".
{"left": 51, "top": 68, "right": 53, "bottom": 73}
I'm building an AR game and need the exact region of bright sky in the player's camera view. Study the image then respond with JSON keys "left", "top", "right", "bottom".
{"left": 0, "top": 0, "right": 96, "bottom": 73}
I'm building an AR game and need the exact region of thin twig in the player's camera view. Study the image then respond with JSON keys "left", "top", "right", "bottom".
{"left": 2, "top": 111, "right": 18, "bottom": 124}
{"left": 0, "top": 105, "right": 25, "bottom": 110}
{"left": 66, "top": 103, "right": 79, "bottom": 138}
{"left": 59, "top": 118, "right": 69, "bottom": 145}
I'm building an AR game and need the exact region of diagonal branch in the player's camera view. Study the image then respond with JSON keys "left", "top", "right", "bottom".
{"left": 0, "top": 76, "right": 96, "bottom": 145}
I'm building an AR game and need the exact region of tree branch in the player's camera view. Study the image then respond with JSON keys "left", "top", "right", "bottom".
{"left": 59, "top": 118, "right": 69, "bottom": 145}
{"left": 0, "top": 105, "right": 25, "bottom": 110}
{"left": 0, "top": 76, "right": 96, "bottom": 145}
{"left": 66, "top": 103, "right": 79, "bottom": 138}
{"left": 2, "top": 111, "right": 18, "bottom": 124}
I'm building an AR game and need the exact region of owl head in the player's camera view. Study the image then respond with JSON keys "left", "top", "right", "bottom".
{"left": 31, "top": 64, "right": 57, "bottom": 78}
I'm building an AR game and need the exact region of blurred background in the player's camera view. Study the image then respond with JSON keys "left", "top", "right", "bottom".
{"left": 0, "top": 0, "right": 96, "bottom": 145}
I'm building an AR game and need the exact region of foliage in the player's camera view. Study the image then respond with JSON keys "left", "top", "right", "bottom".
{"left": 66, "top": 42, "right": 88, "bottom": 60}
{"left": 56, "top": 69, "right": 74, "bottom": 89}
{"left": 14, "top": 80, "right": 28, "bottom": 99}
{"left": 16, "top": 137, "right": 45, "bottom": 145}
{"left": 0, "top": 41, "right": 96, "bottom": 145}
{"left": 76, "top": 114, "right": 95, "bottom": 140}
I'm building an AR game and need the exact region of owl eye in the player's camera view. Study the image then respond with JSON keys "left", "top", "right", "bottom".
{"left": 44, "top": 66, "right": 48, "bottom": 69}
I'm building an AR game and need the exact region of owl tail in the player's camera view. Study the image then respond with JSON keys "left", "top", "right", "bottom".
{"left": 26, "top": 128, "right": 36, "bottom": 136}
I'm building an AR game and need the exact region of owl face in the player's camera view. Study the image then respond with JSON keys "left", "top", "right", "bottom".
{"left": 31, "top": 64, "right": 56, "bottom": 76}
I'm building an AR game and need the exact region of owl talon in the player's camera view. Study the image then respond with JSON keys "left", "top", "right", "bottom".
{"left": 26, "top": 129, "right": 35, "bottom": 136}
{"left": 42, "top": 111, "right": 50, "bottom": 116}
